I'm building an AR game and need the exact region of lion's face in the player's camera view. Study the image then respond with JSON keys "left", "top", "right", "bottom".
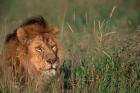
{"left": 28, "top": 35, "right": 59, "bottom": 77}
{"left": 14, "top": 23, "right": 62, "bottom": 79}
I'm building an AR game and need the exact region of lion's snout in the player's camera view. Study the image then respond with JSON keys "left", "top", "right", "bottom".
{"left": 47, "top": 58, "right": 59, "bottom": 70}
{"left": 47, "top": 58, "right": 57, "bottom": 64}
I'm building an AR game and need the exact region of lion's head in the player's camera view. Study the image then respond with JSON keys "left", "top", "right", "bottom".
{"left": 1, "top": 16, "right": 62, "bottom": 91}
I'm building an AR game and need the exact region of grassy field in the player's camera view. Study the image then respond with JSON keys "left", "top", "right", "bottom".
{"left": 0, "top": 0, "right": 140, "bottom": 93}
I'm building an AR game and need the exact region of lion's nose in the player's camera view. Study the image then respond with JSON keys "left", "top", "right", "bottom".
{"left": 47, "top": 59, "right": 56, "bottom": 64}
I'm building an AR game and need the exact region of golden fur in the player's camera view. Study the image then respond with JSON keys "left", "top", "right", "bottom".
{"left": 0, "top": 16, "right": 62, "bottom": 92}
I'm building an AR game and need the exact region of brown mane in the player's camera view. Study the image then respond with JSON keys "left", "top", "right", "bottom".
{"left": 5, "top": 16, "right": 47, "bottom": 43}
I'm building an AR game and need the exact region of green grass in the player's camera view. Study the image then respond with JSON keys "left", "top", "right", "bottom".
{"left": 0, "top": 0, "right": 140, "bottom": 93}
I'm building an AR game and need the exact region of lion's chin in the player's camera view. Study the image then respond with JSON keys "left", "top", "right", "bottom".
{"left": 42, "top": 69, "right": 56, "bottom": 77}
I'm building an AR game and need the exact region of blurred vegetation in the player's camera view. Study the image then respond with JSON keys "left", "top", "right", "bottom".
{"left": 0, "top": 0, "right": 140, "bottom": 93}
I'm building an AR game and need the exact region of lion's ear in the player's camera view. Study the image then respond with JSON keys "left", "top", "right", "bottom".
{"left": 48, "top": 27, "right": 59, "bottom": 36}
{"left": 16, "top": 28, "right": 28, "bottom": 44}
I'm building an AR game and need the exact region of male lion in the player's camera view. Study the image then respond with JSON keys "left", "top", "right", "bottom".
{"left": 0, "top": 16, "right": 62, "bottom": 92}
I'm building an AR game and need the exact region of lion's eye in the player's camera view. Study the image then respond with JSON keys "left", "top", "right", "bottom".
{"left": 35, "top": 47, "right": 42, "bottom": 52}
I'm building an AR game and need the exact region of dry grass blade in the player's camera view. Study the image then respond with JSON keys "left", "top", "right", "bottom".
{"left": 102, "top": 50, "right": 112, "bottom": 60}
{"left": 110, "top": 6, "right": 117, "bottom": 18}
{"left": 67, "top": 23, "right": 74, "bottom": 32}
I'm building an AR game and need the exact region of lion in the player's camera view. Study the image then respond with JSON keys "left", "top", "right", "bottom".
{"left": 0, "top": 16, "right": 62, "bottom": 92}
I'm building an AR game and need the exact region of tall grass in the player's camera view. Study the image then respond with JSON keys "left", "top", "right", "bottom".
{"left": 0, "top": 0, "right": 140, "bottom": 93}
